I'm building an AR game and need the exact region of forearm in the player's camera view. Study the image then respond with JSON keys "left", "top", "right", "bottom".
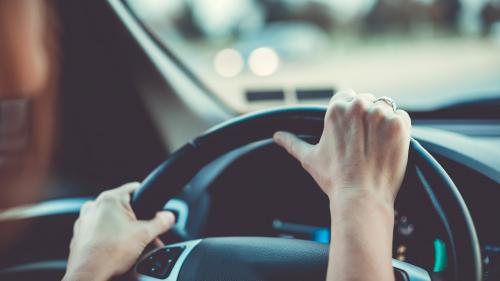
{"left": 326, "top": 189, "right": 395, "bottom": 281}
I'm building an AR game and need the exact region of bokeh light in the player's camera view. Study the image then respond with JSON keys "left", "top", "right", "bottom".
{"left": 213, "top": 48, "right": 244, "bottom": 77}
{"left": 248, "top": 47, "right": 280, "bottom": 77}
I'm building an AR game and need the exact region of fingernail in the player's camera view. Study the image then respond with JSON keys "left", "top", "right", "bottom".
{"left": 273, "top": 131, "right": 284, "bottom": 142}
{"left": 162, "top": 211, "right": 175, "bottom": 224}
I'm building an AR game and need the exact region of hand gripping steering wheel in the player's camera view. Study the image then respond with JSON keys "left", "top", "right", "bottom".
{"left": 131, "top": 106, "right": 481, "bottom": 281}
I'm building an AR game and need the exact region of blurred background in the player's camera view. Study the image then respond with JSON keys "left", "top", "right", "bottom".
{"left": 0, "top": 0, "right": 499, "bottom": 208}
{"left": 128, "top": 0, "right": 500, "bottom": 113}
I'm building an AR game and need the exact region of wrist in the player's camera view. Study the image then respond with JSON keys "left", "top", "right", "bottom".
{"left": 63, "top": 260, "right": 113, "bottom": 281}
{"left": 329, "top": 188, "right": 395, "bottom": 225}
{"left": 62, "top": 271, "right": 107, "bottom": 281}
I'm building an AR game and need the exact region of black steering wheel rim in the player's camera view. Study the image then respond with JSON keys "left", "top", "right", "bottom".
{"left": 131, "top": 106, "right": 481, "bottom": 281}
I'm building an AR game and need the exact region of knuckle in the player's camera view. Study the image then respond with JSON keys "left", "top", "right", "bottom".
{"left": 335, "top": 88, "right": 356, "bottom": 100}
{"left": 325, "top": 108, "right": 336, "bottom": 122}
{"left": 363, "top": 93, "right": 376, "bottom": 100}
{"left": 290, "top": 142, "right": 300, "bottom": 155}
{"left": 97, "top": 191, "right": 117, "bottom": 204}
{"left": 283, "top": 136, "right": 295, "bottom": 151}
{"left": 369, "top": 106, "right": 385, "bottom": 121}
{"left": 386, "top": 117, "right": 405, "bottom": 135}
{"left": 349, "top": 98, "right": 367, "bottom": 116}
{"left": 398, "top": 110, "right": 412, "bottom": 127}
{"left": 328, "top": 103, "right": 347, "bottom": 118}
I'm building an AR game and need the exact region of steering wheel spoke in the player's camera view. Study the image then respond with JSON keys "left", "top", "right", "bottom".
{"left": 392, "top": 259, "right": 431, "bottom": 281}
{"left": 135, "top": 240, "right": 202, "bottom": 281}
{"left": 135, "top": 237, "right": 432, "bottom": 281}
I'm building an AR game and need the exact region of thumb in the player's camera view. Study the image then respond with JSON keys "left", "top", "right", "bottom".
{"left": 273, "top": 131, "right": 313, "bottom": 163}
{"left": 139, "top": 211, "right": 176, "bottom": 242}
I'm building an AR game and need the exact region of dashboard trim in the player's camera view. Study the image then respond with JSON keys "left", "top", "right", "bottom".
{"left": 412, "top": 126, "right": 500, "bottom": 184}
{"left": 0, "top": 197, "right": 190, "bottom": 233}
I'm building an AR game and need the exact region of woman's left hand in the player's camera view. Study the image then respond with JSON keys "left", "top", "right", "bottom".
{"left": 63, "top": 182, "right": 175, "bottom": 281}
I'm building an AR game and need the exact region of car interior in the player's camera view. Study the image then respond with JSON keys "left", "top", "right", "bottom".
{"left": 0, "top": 0, "right": 499, "bottom": 280}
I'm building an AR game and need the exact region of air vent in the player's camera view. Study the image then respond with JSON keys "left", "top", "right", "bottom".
{"left": 296, "top": 88, "right": 335, "bottom": 100}
{"left": 246, "top": 90, "right": 285, "bottom": 102}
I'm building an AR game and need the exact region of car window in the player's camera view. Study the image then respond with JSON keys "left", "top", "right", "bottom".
{"left": 125, "top": 0, "right": 500, "bottom": 113}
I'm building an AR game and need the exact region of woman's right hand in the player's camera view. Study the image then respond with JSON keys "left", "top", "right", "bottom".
{"left": 273, "top": 88, "right": 411, "bottom": 209}
{"left": 274, "top": 89, "right": 412, "bottom": 281}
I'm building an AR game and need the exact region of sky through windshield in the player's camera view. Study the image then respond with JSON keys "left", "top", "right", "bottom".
{"left": 127, "top": 0, "right": 500, "bottom": 112}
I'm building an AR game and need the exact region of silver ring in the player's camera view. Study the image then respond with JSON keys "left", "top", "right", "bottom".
{"left": 374, "top": 96, "right": 397, "bottom": 112}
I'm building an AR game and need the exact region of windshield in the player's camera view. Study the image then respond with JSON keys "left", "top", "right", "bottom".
{"left": 126, "top": 0, "right": 500, "bottom": 113}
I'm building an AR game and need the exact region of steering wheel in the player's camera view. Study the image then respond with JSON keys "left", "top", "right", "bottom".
{"left": 131, "top": 106, "right": 481, "bottom": 281}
